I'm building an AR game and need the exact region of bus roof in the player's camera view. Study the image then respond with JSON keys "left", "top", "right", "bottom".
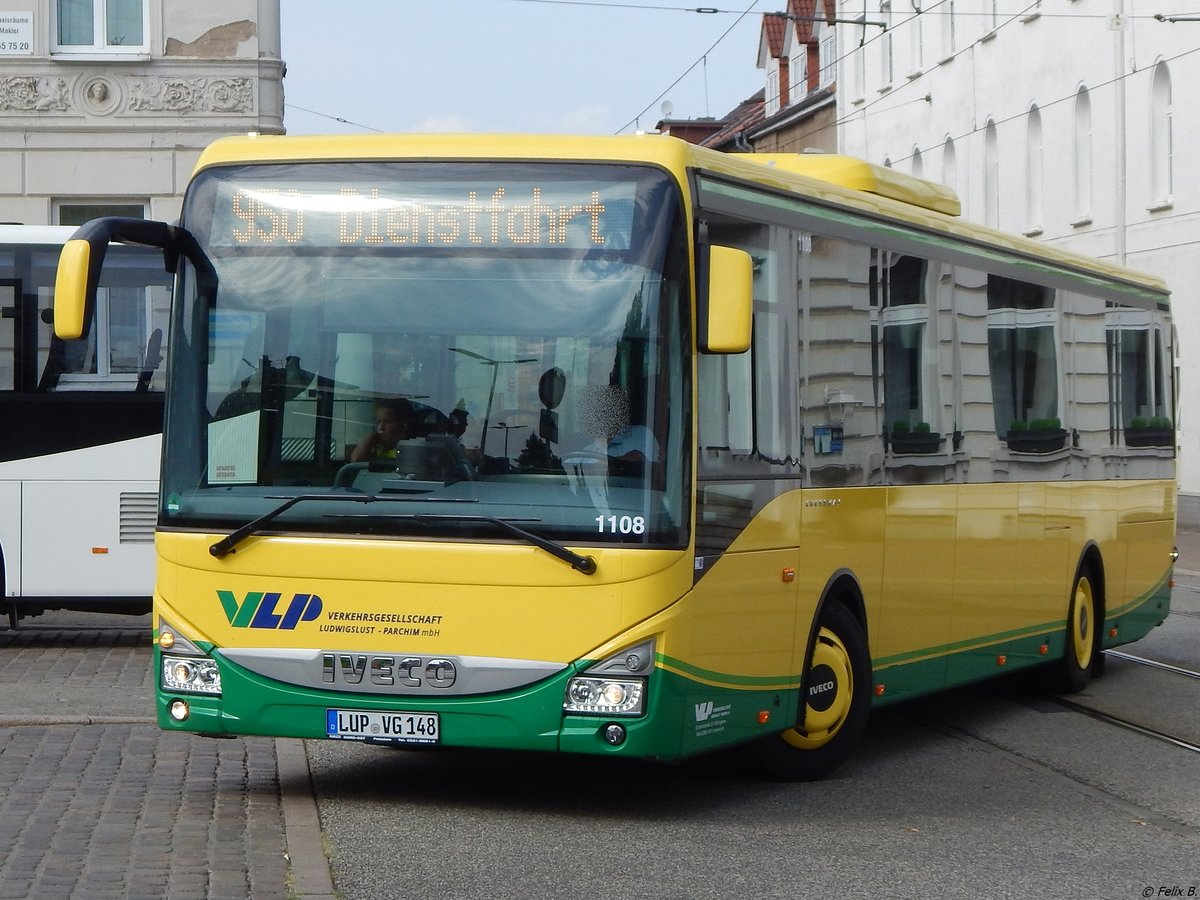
{"left": 191, "top": 133, "right": 1168, "bottom": 299}
{"left": 0, "top": 224, "right": 77, "bottom": 245}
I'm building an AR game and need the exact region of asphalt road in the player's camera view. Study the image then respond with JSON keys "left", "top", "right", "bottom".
{"left": 306, "top": 580, "right": 1200, "bottom": 900}
{"left": 2, "top": 562, "right": 1195, "bottom": 899}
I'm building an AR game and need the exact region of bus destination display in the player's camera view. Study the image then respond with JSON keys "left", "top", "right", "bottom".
{"left": 213, "top": 181, "right": 637, "bottom": 251}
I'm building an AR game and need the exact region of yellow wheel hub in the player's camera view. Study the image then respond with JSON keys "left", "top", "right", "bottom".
{"left": 1071, "top": 576, "right": 1095, "bottom": 670}
{"left": 782, "top": 625, "right": 854, "bottom": 750}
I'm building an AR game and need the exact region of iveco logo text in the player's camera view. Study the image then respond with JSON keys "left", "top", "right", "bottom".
{"left": 322, "top": 654, "right": 457, "bottom": 689}
{"left": 218, "top": 590, "right": 323, "bottom": 629}
{"left": 809, "top": 680, "right": 836, "bottom": 696}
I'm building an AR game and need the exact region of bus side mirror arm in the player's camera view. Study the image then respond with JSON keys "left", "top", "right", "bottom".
{"left": 54, "top": 216, "right": 216, "bottom": 340}
{"left": 697, "top": 244, "right": 753, "bottom": 354}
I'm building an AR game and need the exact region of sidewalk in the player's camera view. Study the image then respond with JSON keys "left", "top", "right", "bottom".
{"left": 0, "top": 622, "right": 333, "bottom": 899}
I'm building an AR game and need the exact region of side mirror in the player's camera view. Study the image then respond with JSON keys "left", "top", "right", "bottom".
{"left": 53, "top": 216, "right": 214, "bottom": 340}
{"left": 53, "top": 238, "right": 96, "bottom": 340}
{"left": 699, "top": 245, "right": 753, "bottom": 354}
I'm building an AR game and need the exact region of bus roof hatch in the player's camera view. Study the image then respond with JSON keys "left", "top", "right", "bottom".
{"left": 738, "top": 153, "right": 962, "bottom": 217}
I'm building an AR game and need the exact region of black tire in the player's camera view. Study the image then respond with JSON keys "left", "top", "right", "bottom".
{"left": 1053, "top": 563, "right": 1099, "bottom": 694}
{"left": 752, "top": 602, "right": 871, "bottom": 781}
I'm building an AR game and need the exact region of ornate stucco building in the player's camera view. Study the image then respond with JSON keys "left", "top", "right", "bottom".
{"left": 0, "top": 0, "right": 284, "bottom": 225}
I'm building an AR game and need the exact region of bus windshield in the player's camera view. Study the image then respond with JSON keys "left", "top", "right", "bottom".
{"left": 161, "top": 161, "right": 691, "bottom": 549}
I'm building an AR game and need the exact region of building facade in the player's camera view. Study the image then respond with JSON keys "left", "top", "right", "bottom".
{"left": 832, "top": 0, "right": 1200, "bottom": 524}
{"left": 0, "top": 0, "right": 283, "bottom": 225}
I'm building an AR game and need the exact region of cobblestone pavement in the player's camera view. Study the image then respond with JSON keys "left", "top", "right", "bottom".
{"left": 0, "top": 620, "right": 326, "bottom": 900}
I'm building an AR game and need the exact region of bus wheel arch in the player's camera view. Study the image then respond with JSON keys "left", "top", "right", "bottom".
{"left": 1055, "top": 546, "right": 1105, "bottom": 693}
{"left": 752, "top": 573, "right": 872, "bottom": 781}
{"left": 0, "top": 543, "right": 13, "bottom": 629}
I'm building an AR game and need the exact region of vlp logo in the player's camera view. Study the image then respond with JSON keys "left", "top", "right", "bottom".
{"left": 218, "top": 590, "right": 323, "bottom": 630}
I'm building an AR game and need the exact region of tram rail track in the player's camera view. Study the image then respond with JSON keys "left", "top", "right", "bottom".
{"left": 1049, "top": 695, "right": 1200, "bottom": 756}
{"left": 1103, "top": 648, "right": 1200, "bottom": 681}
{"left": 1039, "top": 648, "right": 1200, "bottom": 756}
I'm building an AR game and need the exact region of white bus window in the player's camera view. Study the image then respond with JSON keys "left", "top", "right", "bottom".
{"left": 39, "top": 251, "right": 171, "bottom": 392}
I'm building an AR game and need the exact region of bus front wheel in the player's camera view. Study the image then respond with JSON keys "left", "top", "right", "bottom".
{"left": 752, "top": 602, "right": 871, "bottom": 781}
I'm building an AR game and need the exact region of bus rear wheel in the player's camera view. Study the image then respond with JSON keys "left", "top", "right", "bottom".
{"left": 753, "top": 602, "right": 871, "bottom": 781}
{"left": 1054, "top": 565, "right": 1098, "bottom": 694}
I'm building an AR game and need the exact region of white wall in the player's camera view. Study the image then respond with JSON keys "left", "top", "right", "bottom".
{"left": 835, "top": 0, "right": 1200, "bottom": 523}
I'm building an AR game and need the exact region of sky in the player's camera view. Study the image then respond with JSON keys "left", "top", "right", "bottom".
{"left": 278, "top": 0, "right": 770, "bottom": 136}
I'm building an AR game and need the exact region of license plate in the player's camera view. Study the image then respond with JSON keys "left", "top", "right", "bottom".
{"left": 326, "top": 708, "right": 439, "bottom": 744}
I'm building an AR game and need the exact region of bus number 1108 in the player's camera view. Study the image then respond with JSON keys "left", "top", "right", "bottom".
{"left": 596, "top": 515, "right": 646, "bottom": 535}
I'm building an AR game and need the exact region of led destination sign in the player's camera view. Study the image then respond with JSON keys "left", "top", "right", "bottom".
{"left": 215, "top": 181, "right": 638, "bottom": 251}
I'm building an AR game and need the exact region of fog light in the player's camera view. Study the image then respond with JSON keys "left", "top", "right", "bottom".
{"left": 162, "top": 655, "right": 221, "bottom": 695}
{"left": 603, "top": 723, "right": 626, "bottom": 746}
{"left": 169, "top": 699, "right": 190, "bottom": 722}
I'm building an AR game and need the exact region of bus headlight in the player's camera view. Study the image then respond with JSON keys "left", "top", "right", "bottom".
{"left": 564, "top": 676, "right": 644, "bottom": 716}
{"left": 162, "top": 655, "right": 222, "bottom": 695}
{"left": 564, "top": 637, "right": 654, "bottom": 716}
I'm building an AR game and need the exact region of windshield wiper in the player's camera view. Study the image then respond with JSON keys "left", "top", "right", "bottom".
{"left": 209, "top": 493, "right": 381, "bottom": 558}
{"left": 413, "top": 514, "right": 597, "bottom": 575}
{"left": 209, "top": 497, "right": 598, "bottom": 575}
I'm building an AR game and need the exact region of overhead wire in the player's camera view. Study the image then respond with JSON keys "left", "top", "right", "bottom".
{"left": 282, "top": 0, "right": 1191, "bottom": 137}
{"left": 284, "top": 0, "right": 763, "bottom": 135}
{"left": 613, "top": 0, "right": 764, "bottom": 133}
{"left": 284, "top": 103, "right": 385, "bottom": 133}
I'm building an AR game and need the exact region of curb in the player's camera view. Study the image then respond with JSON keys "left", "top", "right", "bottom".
{"left": 277, "top": 738, "right": 337, "bottom": 899}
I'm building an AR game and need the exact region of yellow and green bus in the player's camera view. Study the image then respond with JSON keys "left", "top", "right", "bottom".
{"left": 55, "top": 134, "right": 1176, "bottom": 779}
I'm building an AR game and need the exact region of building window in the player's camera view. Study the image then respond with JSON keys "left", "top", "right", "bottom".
{"left": 880, "top": 1, "right": 893, "bottom": 88}
{"left": 766, "top": 65, "right": 782, "bottom": 117}
{"left": 942, "top": 136, "right": 957, "bottom": 197}
{"left": 1150, "top": 62, "right": 1173, "bottom": 208}
{"left": 1073, "top": 87, "right": 1092, "bottom": 224}
{"left": 940, "top": 0, "right": 955, "bottom": 60}
{"left": 984, "top": 120, "right": 999, "bottom": 228}
{"left": 1025, "top": 105, "right": 1043, "bottom": 234}
{"left": 57, "top": 202, "right": 146, "bottom": 225}
{"left": 789, "top": 43, "right": 808, "bottom": 99}
{"left": 908, "top": 2, "right": 923, "bottom": 77}
{"left": 54, "top": 0, "right": 147, "bottom": 53}
{"left": 851, "top": 32, "right": 866, "bottom": 101}
{"left": 819, "top": 22, "right": 837, "bottom": 88}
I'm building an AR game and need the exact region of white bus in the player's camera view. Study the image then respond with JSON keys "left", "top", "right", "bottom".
{"left": 0, "top": 225, "right": 172, "bottom": 626}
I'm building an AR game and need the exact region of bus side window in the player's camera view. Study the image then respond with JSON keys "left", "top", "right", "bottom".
{"left": 40, "top": 278, "right": 171, "bottom": 393}
{"left": 0, "top": 281, "right": 14, "bottom": 391}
